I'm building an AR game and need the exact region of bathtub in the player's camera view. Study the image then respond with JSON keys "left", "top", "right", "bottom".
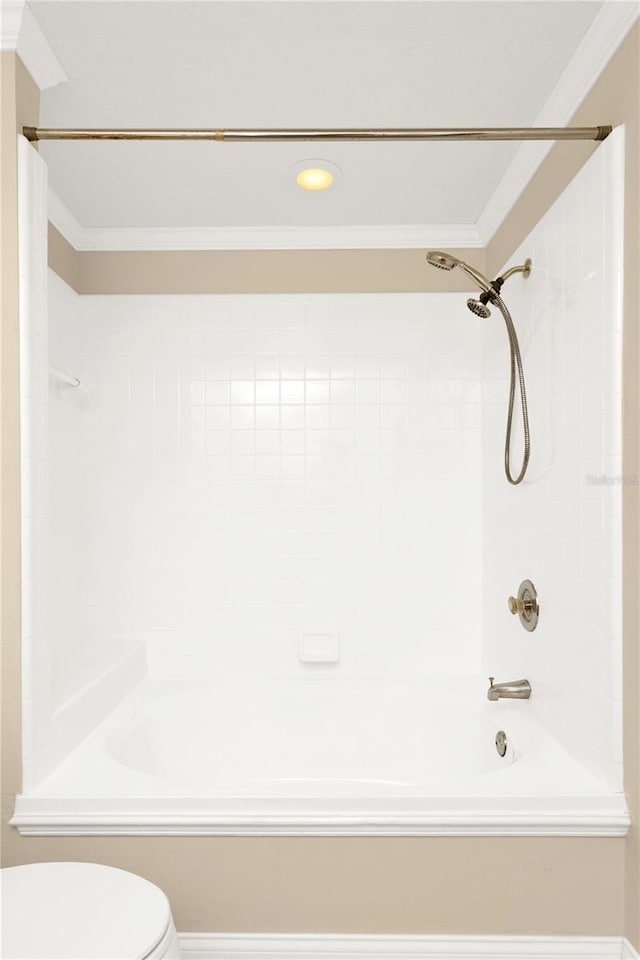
{"left": 11, "top": 676, "right": 629, "bottom": 836}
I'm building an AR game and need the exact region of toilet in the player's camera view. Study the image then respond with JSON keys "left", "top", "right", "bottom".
{"left": 1, "top": 862, "right": 182, "bottom": 959}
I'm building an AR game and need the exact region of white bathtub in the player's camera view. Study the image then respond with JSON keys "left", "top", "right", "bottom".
{"left": 11, "top": 676, "right": 629, "bottom": 836}
{"left": 110, "top": 680, "right": 518, "bottom": 793}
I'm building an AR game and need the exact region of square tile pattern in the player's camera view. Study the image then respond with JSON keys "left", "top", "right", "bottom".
{"left": 47, "top": 285, "right": 484, "bottom": 691}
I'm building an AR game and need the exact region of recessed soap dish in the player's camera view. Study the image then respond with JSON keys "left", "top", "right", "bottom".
{"left": 299, "top": 633, "right": 340, "bottom": 663}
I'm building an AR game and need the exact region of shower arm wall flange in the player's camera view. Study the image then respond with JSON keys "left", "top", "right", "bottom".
{"left": 500, "top": 258, "right": 533, "bottom": 283}
{"left": 482, "top": 258, "right": 533, "bottom": 303}
{"left": 21, "top": 126, "right": 613, "bottom": 143}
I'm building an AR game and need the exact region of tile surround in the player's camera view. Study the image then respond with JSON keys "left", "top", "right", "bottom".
{"left": 19, "top": 130, "right": 624, "bottom": 797}
{"left": 482, "top": 128, "right": 624, "bottom": 790}
{"left": 18, "top": 140, "right": 145, "bottom": 789}
{"left": 48, "top": 289, "right": 484, "bottom": 684}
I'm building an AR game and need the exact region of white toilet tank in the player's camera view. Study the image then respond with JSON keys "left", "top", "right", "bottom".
{"left": 1, "top": 861, "right": 181, "bottom": 959}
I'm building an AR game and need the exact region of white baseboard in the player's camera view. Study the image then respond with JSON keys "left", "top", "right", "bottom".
{"left": 178, "top": 934, "right": 638, "bottom": 960}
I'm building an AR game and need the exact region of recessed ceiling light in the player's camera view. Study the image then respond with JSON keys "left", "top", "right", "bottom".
{"left": 296, "top": 167, "right": 334, "bottom": 191}
{"left": 291, "top": 159, "right": 342, "bottom": 192}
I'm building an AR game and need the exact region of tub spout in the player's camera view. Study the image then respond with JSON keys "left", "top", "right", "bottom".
{"left": 487, "top": 677, "right": 531, "bottom": 701}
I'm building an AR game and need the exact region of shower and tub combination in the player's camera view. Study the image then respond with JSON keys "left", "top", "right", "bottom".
{"left": 11, "top": 125, "right": 627, "bottom": 837}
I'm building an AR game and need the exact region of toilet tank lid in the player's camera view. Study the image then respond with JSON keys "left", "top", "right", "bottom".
{"left": 1, "top": 861, "right": 173, "bottom": 960}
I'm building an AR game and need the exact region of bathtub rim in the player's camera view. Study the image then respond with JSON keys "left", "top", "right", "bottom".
{"left": 10, "top": 793, "right": 630, "bottom": 836}
{"left": 10, "top": 674, "right": 631, "bottom": 836}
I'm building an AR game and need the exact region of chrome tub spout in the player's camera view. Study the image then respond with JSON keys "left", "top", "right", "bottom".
{"left": 487, "top": 677, "right": 531, "bottom": 701}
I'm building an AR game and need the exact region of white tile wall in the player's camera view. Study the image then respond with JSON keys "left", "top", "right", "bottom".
{"left": 48, "top": 273, "right": 146, "bottom": 711}
{"left": 19, "top": 263, "right": 147, "bottom": 790}
{"left": 48, "top": 292, "right": 483, "bottom": 681}
{"left": 482, "top": 127, "right": 624, "bottom": 790}
{"left": 18, "top": 137, "right": 49, "bottom": 792}
{"left": 20, "top": 133, "right": 147, "bottom": 790}
{"left": 26, "top": 131, "right": 624, "bottom": 795}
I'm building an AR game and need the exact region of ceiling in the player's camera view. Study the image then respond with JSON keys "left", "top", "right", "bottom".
{"left": 30, "top": 1, "right": 605, "bottom": 232}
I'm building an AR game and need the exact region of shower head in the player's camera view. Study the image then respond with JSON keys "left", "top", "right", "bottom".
{"left": 425, "top": 250, "right": 493, "bottom": 293}
{"left": 425, "top": 251, "right": 458, "bottom": 272}
{"left": 425, "top": 249, "right": 533, "bottom": 485}
{"left": 467, "top": 297, "right": 491, "bottom": 319}
{"left": 426, "top": 249, "right": 533, "bottom": 325}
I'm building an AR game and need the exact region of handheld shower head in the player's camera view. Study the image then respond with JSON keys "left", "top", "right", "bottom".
{"left": 425, "top": 250, "right": 492, "bottom": 292}
{"left": 467, "top": 297, "right": 491, "bottom": 319}
{"left": 424, "top": 249, "right": 533, "bottom": 486}
{"left": 425, "top": 251, "right": 458, "bottom": 271}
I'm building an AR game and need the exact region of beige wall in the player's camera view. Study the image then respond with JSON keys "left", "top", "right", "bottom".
{"left": 2, "top": 31, "right": 639, "bottom": 940}
{"left": 0, "top": 833, "right": 626, "bottom": 935}
{"left": 0, "top": 51, "right": 39, "bottom": 860}
{"left": 48, "top": 227, "right": 485, "bottom": 295}
{"left": 48, "top": 224, "right": 80, "bottom": 292}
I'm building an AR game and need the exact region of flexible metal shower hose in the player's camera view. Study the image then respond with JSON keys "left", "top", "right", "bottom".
{"left": 494, "top": 294, "right": 530, "bottom": 485}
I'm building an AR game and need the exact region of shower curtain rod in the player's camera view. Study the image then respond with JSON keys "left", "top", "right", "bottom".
{"left": 23, "top": 125, "right": 612, "bottom": 143}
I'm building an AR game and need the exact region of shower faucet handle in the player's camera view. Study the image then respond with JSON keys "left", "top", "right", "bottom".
{"left": 508, "top": 596, "right": 532, "bottom": 615}
{"left": 507, "top": 579, "right": 539, "bottom": 632}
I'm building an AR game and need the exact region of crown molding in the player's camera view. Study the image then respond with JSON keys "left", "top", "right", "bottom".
{"left": 0, "top": 0, "right": 67, "bottom": 90}
{"left": 476, "top": 1, "right": 640, "bottom": 244}
{"left": 0, "top": 0, "right": 24, "bottom": 47}
{"left": 47, "top": 188, "right": 483, "bottom": 251}
{"left": 17, "top": 4, "right": 67, "bottom": 90}
{"left": 178, "top": 935, "right": 631, "bottom": 960}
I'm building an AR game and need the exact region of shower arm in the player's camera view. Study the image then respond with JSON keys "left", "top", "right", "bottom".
{"left": 500, "top": 263, "right": 531, "bottom": 283}
{"left": 461, "top": 260, "right": 533, "bottom": 298}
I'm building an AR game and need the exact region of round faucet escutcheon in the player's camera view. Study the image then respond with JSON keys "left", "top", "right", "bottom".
{"left": 508, "top": 579, "right": 539, "bottom": 632}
